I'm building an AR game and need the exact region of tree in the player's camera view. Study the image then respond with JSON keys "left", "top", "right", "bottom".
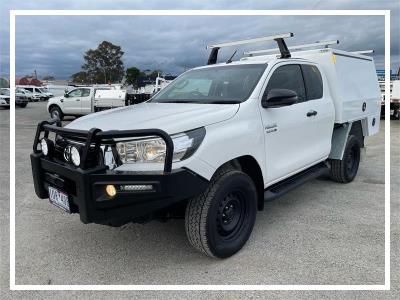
{"left": 149, "top": 69, "right": 162, "bottom": 78}
{"left": 71, "top": 71, "right": 88, "bottom": 83}
{"left": 125, "top": 67, "right": 142, "bottom": 87}
{"left": 81, "top": 41, "right": 124, "bottom": 84}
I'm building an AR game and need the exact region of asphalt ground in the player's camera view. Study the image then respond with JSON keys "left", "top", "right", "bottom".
{"left": 0, "top": 101, "right": 399, "bottom": 299}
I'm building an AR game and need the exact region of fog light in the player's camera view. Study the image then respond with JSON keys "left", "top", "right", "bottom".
{"left": 120, "top": 184, "right": 154, "bottom": 192}
{"left": 70, "top": 146, "right": 81, "bottom": 167}
{"left": 105, "top": 185, "right": 117, "bottom": 198}
{"left": 40, "top": 138, "right": 54, "bottom": 156}
{"left": 41, "top": 139, "right": 49, "bottom": 155}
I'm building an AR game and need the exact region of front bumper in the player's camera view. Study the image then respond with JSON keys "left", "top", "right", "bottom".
{"left": 31, "top": 153, "right": 208, "bottom": 226}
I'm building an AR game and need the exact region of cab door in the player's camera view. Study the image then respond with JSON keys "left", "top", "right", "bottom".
{"left": 260, "top": 63, "right": 334, "bottom": 184}
{"left": 79, "top": 88, "right": 92, "bottom": 114}
{"left": 62, "top": 88, "right": 83, "bottom": 115}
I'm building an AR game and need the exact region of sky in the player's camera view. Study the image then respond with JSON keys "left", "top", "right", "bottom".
{"left": 0, "top": 0, "right": 399, "bottom": 79}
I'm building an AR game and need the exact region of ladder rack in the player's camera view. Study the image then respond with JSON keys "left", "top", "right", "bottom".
{"left": 206, "top": 33, "right": 294, "bottom": 65}
{"left": 244, "top": 40, "right": 339, "bottom": 56}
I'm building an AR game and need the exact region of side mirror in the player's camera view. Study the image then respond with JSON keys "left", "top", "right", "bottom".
{"left": 64, "top": 93, "right": 69, "bottom": 98}
{"left": 262, "top": 89, "right": 298, "bottom": 108}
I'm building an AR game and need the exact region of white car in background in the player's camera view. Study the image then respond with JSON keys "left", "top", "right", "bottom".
{"left": 0, "top": 93, "right": 9, "bottom": 108}
{"left": 37, "top": 86, "right": 54, "bottom": 98}
{"left": 0, "top": 88, "right": 29, "bottom": 108}
{"left": 17, "top": 85, "right": 52, "bottom": 101}
{"left": 16, "top": 87, "right": 40, "bottom": 102}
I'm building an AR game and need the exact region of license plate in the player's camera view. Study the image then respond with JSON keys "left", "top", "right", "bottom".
{"left": 48, "top": 186, "right": 70, "bottom": 213}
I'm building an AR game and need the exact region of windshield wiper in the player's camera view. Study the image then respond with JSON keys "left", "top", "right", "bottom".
{"left": 207, "top": 100, "right": 241, "bottom": 104}
{"left": 157, "top": 100, "right": 202, "bottom": 104}
{"left": 154, "top": 100, "right": 240, "bottom": 104}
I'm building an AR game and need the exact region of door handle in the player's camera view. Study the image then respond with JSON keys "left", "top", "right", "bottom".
{"left": 76, "top": 99, "right": 80, "bottom": 101}
{"left": 306, "top": 110, "right": 318, "bottom": 117}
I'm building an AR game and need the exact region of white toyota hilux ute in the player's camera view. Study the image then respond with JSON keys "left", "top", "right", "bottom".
{"left": 47, "top": 86, "right": 127, "bottom": 120}
{"left": 31, "top": 34, "right": 381, "bottom": 258}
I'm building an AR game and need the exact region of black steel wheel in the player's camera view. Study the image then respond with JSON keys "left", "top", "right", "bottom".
{"left": 185, "top": 169, "right": 257, "bottom": 258}
{"left": 329, "top": 135, "right": 361, "bottom": 183}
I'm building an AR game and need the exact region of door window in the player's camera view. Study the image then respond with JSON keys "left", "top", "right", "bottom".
{"left": 301, "top": 65, "right": 323, "bottom": 100}
{"left": 264, "top": 64, "right": 306, "bottom": 103}
{"left": 68, "top": 89, "right": 82, "bottom": 97}
{"left": 81, "top": 88, "right": 91, "bottom": 97}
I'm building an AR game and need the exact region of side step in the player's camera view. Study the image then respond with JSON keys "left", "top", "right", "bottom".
{"left": 264, "top": 162, "right": 329, "bottom": 202}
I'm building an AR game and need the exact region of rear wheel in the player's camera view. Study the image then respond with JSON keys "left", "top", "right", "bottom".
{"left": 185, "top": 169, "right": 257, "bottom": 258}
{"left": 393, "top": 107, "right": 400, "bottom": 120}
{"left": 49, "top": 106, "right": 63, "bottom": 121}
{"left": 329, "top": 135, "right": 361, "bottom": 183}
{"left": 17, "top": 103, "right": 27, "bottom": 108}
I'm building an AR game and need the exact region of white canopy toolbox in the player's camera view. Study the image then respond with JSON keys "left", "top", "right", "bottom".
{"left": 295, "top": 48, "right": 381, "bottom": 126}
{"left": 94, "top": 89, "right": 127, "bottom": 109}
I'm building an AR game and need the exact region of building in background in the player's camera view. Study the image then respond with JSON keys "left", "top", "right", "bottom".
{"left": 15, "top": 76, "right": 42, "bottom": 86}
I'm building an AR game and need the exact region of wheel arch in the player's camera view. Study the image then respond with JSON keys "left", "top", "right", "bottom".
{"left": 48, "top": 103, "right": 61, "bottom": 113}
{"left": 212, "top": 155, "right": 265, "bottom": 211}
{"left": 329, "top": 120, "right": 365, "bottom": 160}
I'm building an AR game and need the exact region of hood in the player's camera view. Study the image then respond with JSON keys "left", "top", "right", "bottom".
{"left": 66, "top": 102, "right": 239, "bottom": 134}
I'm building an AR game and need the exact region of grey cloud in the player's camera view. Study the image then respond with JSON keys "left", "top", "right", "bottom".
{"left": 1, "top": 0, "right": 399, "bottom": 78}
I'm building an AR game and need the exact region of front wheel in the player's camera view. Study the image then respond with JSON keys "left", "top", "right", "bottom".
{"left": 49, "top": 106, "right": 63, "bottom": 121}
{"left": 329, "top": 134, "right": 361, "bottom": 183}
{"left": 17, "top": 103, "right": 27, "bottom": 108}
{"left": 185, "top": 169, "right": 257, "bottom": 258}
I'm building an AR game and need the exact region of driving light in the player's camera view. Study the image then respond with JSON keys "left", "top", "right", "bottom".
{"left": 105, "top": 185, "right": 117, "bottom": 197}
{"left": 70, "top": 146, "right": 81, "bottom": 167}
{"left": 40, "top": 139, "right": 49, "bottom": 155}
{"left": 120, "top": 184, "right": 154, "bottom": 192}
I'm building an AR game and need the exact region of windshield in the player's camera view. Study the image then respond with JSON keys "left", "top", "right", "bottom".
{"left": 39, "top": 88, "right": 49, "bottom": 93}
{"left": 151, "top": 64, "right": 266, "bottom": 104}
{"left": 0, "top": 89, "right": 10, "bottom": 96}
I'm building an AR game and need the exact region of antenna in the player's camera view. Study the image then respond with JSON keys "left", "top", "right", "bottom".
{"left": 244, "top": 40, "right": 339, "bottom": 56}
{"left": 226, "top": 50, "right": 238, "bottom": 64}
{"left": 206, "top": 33, "right": 294, "bottom": 65}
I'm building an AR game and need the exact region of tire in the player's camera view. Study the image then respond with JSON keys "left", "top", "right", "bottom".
{"left": 185, "top": 168, "right": 257, "bottom": 258}
{"left": 49, "top": 106, "right": 63, "bottom": 120}
{"left": 17, "top": 103, "right": 27, "bottom": 108}
{"left": 394, "top": 108, "right": 400, "bottom": 120}
{"left": 329, "top": 135, "right": 361, "bottom": 183}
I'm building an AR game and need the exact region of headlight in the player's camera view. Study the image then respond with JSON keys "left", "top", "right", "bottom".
{"left": 116, "top": 127, "right": 206, "bottom": 164}
{"left": 70, "top": 146, "right": 81, "bottom": 167}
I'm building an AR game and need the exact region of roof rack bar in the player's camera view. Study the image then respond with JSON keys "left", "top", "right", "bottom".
{"left": 244, "top": 40, "right": 339, "bottom": 56}
{"left": 351, "top": 50, "right": 374, "bottom": 55}
{"left": 206, "top": 33, "right": 293, "bottom": 64}
{"left": 207, "top": 33, "right": 293, "bottom": 49}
